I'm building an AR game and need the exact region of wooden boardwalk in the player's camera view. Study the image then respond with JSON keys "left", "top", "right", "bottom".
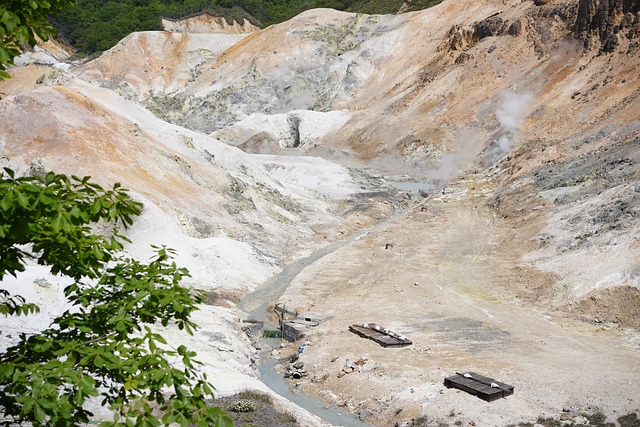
{"left": 444, "top": 372, "right": 514, "bottom": 402}
{"left": 349, "top": 323, "right": 412, "bottom": 347}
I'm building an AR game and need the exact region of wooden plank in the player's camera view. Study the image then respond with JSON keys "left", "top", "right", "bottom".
{"left": 459, "top": 372, "right": 514, "bottom": 396}
{"left": 444, "top": 372, "right": 514, "bottom": 402}
{"left": 445, "top": 378, "right": 497, "bottom": 401}
{"left": 444, "top": 377, "right": 502, "bottom": 401}
{"left": 349, "top": 324, "right": 412, "bottom": 347}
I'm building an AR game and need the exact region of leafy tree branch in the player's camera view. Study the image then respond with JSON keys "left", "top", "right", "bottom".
{"left": 0, "top": 168, "right": 231, "bottom": 426}
{"left": 0, "top": 0, "right": 76, "bottom": 78}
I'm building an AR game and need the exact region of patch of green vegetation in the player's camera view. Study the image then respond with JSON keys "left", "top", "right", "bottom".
{"left": 53, "top": 0, "right": 258, "bottom": 53}
{"left": 345, "top": 0, "right": 443, "bottom": 14}
{"left": 409, "top": 415, "right": 449, "bottom": 427}
{"left": 228, "top": 399, "right": 256, "bottom": 413}
{"left": 506, "top": 410, "right": 640, "bottom": 427}
{"left": 404, "top": 0, "right": 446, "bottom": 12}
{"left": 345, "top": 0, "right": 404, "bottom": 14}
{"left": 214, "top": 390, "right": 300, "bottom": 426}
{"left": 263, "top": 329, "right": 282, "bottom": 338}
{"left": 534, "top": 416, "right": 563, "bottom": 427}
{"left": 584, "top": 410, "right": 615, "bottom": 427}
{"left": 617, "top": 411, "right": 640, "bottom": 427}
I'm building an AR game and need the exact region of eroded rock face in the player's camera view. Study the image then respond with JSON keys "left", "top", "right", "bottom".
{"left": 73, "top": 31, "right": 250, "bottom": 100}
{"left": 162, "top": 14, "right": 260, "bottom": 34}
{"left": 473, "top": 15, "right": 505, "bottom": 39}
{"left": 145, "top": 11, "right": 393, "bottom": 134}
{"left": 574, "top": 0, "right": 640, "bottom": 51}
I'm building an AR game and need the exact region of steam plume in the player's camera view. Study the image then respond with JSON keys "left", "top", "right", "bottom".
{"left": 429, "top": 128, "right": 479, "bottom": 181}
{"left": 484, "top": 89, "right": 533, "bottom": 166}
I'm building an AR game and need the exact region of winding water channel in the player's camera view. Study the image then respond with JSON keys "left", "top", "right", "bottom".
{"left": 239, "top": 183, "right": 429, "bottom": 426}
{"left": 239, "top": 223, "right": 383, "bottom": 426}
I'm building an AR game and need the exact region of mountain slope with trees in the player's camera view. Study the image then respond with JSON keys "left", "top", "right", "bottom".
{"left": 52, "top": 0, "right": 444, "bottom": 53}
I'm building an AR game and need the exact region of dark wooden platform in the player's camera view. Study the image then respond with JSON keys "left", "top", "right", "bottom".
{"left": 349, "top": 323, "right": 412, "bottom": 347}
{"left": 444, "top": 372, "right": 514, "bottom": 402}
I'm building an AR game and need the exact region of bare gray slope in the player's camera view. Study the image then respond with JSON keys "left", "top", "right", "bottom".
{"left": 280, "top": 174, "right": 640, "bottom": 426}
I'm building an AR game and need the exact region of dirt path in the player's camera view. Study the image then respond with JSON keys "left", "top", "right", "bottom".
{"left": 277, "top": 174, "right": 640, "bottom": 426}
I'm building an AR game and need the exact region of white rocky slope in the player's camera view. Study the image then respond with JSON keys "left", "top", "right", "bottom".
{"left": 0, "top": 44, "right": 391, "bottom": 427}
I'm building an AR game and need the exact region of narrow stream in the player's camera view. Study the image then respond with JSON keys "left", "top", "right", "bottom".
{"left": 239, "top": 223, "right": 378, "bottom": 321}
{"left": 239, "top": 218, "right": 391, "bottom": 427}
{"left": 258, "top": 358, "right": 369, "bottom": 427}
{"left": 239, "top": 179, "right": 432, "bottom": 426}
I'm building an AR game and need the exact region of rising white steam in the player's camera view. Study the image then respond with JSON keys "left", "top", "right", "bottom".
{"left": 484, "top": 89, "right": 534, "bottom": 166}
{"left": 429, "top": 128, "right": 479, "bottom": 181}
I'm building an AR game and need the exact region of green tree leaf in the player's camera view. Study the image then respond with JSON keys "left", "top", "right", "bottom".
{"left": 16, "top": 26, "right": 31, "bottom": 43}
{"left": 1, "top": 11, "right": 21, "bottom": 32}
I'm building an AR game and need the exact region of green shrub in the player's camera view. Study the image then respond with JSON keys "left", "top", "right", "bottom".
{"left": 228, "top": 399, "right": 256, "bottom": 413}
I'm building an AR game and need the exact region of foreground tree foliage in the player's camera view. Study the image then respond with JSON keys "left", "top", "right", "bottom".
{"left": 0, "top": 0, "right": 76, "bottom": 78}
{"left": 0, "top": 168, "right": 232, "bottom": 427}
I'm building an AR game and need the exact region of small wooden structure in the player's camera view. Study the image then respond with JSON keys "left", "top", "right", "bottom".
{"left": 444, "top": 372, "right": 514, "bottom": 402}
{"left": 282, "top": 318, "right": 316, "bottom": 342}
{"left": 349, "top": 323, "right": 412, "bottom": 347}
{"left": 275, "top": 303, "right": 332, "bottom": 342}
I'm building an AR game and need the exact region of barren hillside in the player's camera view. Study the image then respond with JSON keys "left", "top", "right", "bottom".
{"left": 1, "top": 0, "right": 639, "bottom": 425}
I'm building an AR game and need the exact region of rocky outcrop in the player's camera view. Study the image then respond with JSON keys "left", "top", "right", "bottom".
{"left": 473, "top": 15, "right": 505, "bottom": 39}
{"left": 74, "top": 31, "right": 249, "bottom": 100}
{"left": 162, "top": 13, "right": 259, "bottom": 34}
{"left": 147, "top": 11, "right": 387, "bottom": 134}
{"left": 574, "top": 0, "right": 640, "bottom": 51}
{"left": 447, "top": 13, "right": 520, "bottom": 52}
{"left": 447, "top": 0, "right": 639, "bottom": 55}
{"left": 447, "top": 0, "right": 640, "bottom": 55}
{"left": 447, "top": 25, "right": 475, "bottom": 51}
